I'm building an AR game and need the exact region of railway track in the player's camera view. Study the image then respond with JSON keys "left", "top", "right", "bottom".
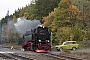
{"left": 41, "top": 53, "right": 86, "bottom": 60}
{"left": 1, "top": 47, "right": 88, "bottom": 60}
{"left": 23, "top": 51, "right": 86, "bottom": 60}
{"left": 0, "top": 53, "right": 33, "bottom": 60}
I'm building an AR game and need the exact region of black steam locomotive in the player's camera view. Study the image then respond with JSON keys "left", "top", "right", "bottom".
{"left": 22, "top": 25, "right": 51, "bottom": 52}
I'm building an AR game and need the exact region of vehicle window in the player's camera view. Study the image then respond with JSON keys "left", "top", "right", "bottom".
{"left": 63, "top": 41, "right": 76, "bottom": 45}
{"left": 65, "top": 42, "right": 73, "bottom": 45}
{"left": 64, "top": 42, "right": 70, "bottom": 45}
{"left": 72, "top": 42, "right": 76, "bottom": 44}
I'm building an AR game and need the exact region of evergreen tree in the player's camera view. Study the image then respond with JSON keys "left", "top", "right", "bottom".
{"left": 35, "top": 0, "right": 60, "bottom": 21}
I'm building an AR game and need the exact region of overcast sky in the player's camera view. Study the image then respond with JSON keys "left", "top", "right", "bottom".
{"left": 0, "top": 0, "right": 31, "bottom": 20}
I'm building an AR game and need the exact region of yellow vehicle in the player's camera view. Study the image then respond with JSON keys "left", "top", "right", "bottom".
{"left": 55, "top": 41, "right": 79, "bottom": 51}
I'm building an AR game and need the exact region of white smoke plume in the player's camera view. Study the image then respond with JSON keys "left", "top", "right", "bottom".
{"left": 14, "top": 17, "right": 41, "bottom": 34}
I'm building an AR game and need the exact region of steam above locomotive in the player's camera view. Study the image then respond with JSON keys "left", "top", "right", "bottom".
{"left": 22, "top": 25, "right": 51, "bottom": 52}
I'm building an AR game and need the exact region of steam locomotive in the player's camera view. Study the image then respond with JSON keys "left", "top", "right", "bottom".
{"left": 22, "top": 25, "right": 51, "bottom": 52}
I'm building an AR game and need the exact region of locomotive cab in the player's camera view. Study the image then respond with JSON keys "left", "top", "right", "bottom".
{"left": 22, "top": 31, "right": 35, "bottom": 51}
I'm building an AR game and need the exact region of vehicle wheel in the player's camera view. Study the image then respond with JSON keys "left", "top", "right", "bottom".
{"left": 60, "top": 48, "right": 63, "bottom": 52}
{"left": 56, "top": 49, "right": 60, "bottom": 51}
{"left": 72, "top": 47, "right": 76, "bottom": 51}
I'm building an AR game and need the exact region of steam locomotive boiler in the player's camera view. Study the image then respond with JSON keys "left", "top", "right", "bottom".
{"left": 22, "top": 25, "right": 51, "bottom": 52}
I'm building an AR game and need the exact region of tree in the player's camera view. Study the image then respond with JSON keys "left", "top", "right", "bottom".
{"left": 74, "top": 0, "right": 90, "bottom": 29}
{"left": 42, "top": 8, "right": 56, "bottom": 27}
{"left": 35, "top": 0, "right": 60, "bottom": 21}
{"left": 49, "top": 0, "right": 80, "bottom": 44}
{"left": 24, "top": 10, "right": 29, "bottom": 19}
{"left": 5, "top": 22, "right": 13, "bottom": 43}
{"left": 13, "top": 15, "right": 17, "bottom": 22}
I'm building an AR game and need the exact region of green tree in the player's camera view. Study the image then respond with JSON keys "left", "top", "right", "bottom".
{"left": 50, "top": 0, "right": 80, "bottom": 44}
{"left": 74, "top": 0, "right": 90, "bottom": 29}
{"left": 35, "top": 0, "right": 60, "bottom": 21}
{"left": 13, "top": 15, "right": 17, "bottom": 22}
{"left": 42, "top": 8, "right": 56, "bottom": 27}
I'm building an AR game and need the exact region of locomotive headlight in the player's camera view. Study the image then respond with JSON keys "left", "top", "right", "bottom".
{"left": 48, "top": 40, "right": 50, "bottom": 42}
{"left": 46, "top": 40, "right": 50, "bottom": 42}
{"left": 39, "top": 40, "right": 41, "bottom": 42}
